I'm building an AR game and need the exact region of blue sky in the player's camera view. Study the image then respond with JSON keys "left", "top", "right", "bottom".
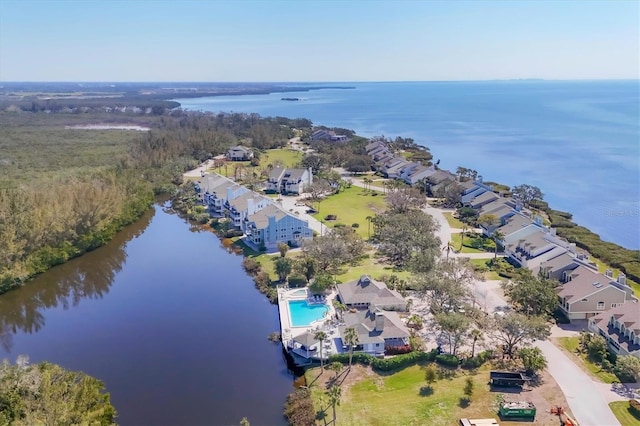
{"left": 0, "top": 0, "right": 638, "bottom": 81}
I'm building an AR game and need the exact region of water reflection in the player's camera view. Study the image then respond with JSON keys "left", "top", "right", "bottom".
{"left": 0, "top": 209, "right": 154, "bottom": 352}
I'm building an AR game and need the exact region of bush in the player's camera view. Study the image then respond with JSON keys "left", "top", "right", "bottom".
{"left": 242, "top": 258, "right": 261, "bottom": 275}
{"left": 333, "top": 223, "right": 346, "bottom": 228}
{"left": 351, "top": 223, "right": 360, "bottom": 228}
{"left": 223, "top": 229, "right": 244, "bottom": 238}
{"left": 325, "top": 214, "right": 337, "bottom": 221}
{"left": 435, "top": 354, "right": 460, "bottom": 367}
{"left": 287, "top": 275, "right": 308, "bottom": 288}
{"left": 630, "top": 399, "right": 640, "bottom": 415}
{"left": 384, "top": 345, "right": 412, "bottom": 355}
{"left": 461, "top": 350, "right": 493, "bottom": 369}
{"left": 328, "top": 349, "right": 439, "bottom": 371}
{"left": 283, "top": 388, "right": 315, "bottom": 426}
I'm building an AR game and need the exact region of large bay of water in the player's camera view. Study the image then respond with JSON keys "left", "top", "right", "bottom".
{"left": 0, "top": 205, "right": 291, "bottom": 425}
{"left": 177, "top": 81, "right": 640, "bottom": 249}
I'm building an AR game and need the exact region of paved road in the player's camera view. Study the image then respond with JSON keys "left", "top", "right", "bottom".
{"left": 535, "top": 340, "right": 620, "bottom": 426}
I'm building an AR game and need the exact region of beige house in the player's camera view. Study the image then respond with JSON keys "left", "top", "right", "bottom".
{"left": 336, "top": 275, "right": 407, "bottom": 311}
{"left": 557, "top": 266, "right": 632, "bottom": 320}
{"left": 338, "top": 308, "right": 410, "bottom": 356}
{"left": 588, "top": 300, "right": 640, "bottom": 358}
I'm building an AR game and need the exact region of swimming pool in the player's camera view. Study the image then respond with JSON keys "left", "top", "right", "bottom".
{"left": 288, "top": 300, "right": 328, "bottom": 327}
{"left": 290, "top": 289, "right": 308, "bottom": 298}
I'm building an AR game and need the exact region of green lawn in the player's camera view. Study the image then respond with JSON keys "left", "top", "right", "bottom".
{"left": 609, "top": 401, "right": 640, "bottom": 425}
{"left": 467, "top": 258, "right": 501, "bottom": 280}
{"left": 450, "top": 233, "right": 487, "bottom": 254}
{"left": 261, "top": 148, "right": 303, "bottom": 168}
{"left": 443, "top": 212, "right": 466, "bottom": 229}
{"left": 334, "top": 253, "right": 412, "bottom": 283}
{"left": 555, "top": 337, "right": 619, "bottom": 383}
{"left": 306, "top": 364, "right": 506, "bottom": 426}
{"left": 311, "top": 186, "right": 387, "bottom": 239}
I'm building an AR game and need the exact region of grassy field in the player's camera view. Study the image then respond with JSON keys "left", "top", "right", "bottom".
{"left": 609, "top": 401, "right": 640, "bottom": 425}
{"left": 443, "top": 212, "right": 466, "bottom": 229}
{"left": 555, "top": 337, "right": 619, "bottom": 383}
{"left": 333, "top": 252, "right": 412, "bottom": 283}
{"left": 311, "top": 186, "right": 387, "bottom": 239}
{"left": 261, "top": 148, "right": 303, "bottom": 168}
{"left": 305, "top": 363, "right": 567, "bottom": 426}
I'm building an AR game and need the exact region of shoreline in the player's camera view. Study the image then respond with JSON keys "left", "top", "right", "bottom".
{"left": 172, "top": 83, "right": 639, "bottom": 251}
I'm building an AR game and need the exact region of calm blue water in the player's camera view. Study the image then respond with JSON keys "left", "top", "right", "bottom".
{"left": 176, "top": 81, "right": 640, "bottom": 250}
{"left": 288, "top": 300, "right": 328, "bottom": 327}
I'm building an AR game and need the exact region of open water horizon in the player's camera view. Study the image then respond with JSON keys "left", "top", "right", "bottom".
{"left": 176, "top": 80, "right": 640, "bottom": 250}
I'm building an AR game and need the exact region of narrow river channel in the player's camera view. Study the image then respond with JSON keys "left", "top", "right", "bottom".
{"left": 0, "top": 204, "right": 293, "bottom": 425}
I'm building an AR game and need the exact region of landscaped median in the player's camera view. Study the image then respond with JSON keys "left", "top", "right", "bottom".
{"left": 609, "top": 400, "right": 640, "bottom": 425}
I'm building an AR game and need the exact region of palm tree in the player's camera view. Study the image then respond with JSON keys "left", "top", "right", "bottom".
{"left": 329, "top": 361, "right": 343, "bottom": 380}
{"left": 343, "top": 327, "right": 359, "bottom": 369}
{"left": 442, "top": 241, "right": 455, "bottom": 259}
{"left": 333, "top": 300, "right": 347, "bottom": 321}
{"left": 363, "top": 176, "right": 372, "bottom": 192}
{"left": 315, "top": 330, "right": 328, "bottom": 370}
{"left": 407, "top": 314, "right": 424, "bottom": 330}
{"left": 492, "top": 230, "right": 505, "bottom": 259}
{"left": 470, "top": 328, "right": 484, "bottom": 358}
{"left": 365, "top": 215, "right": 373, "bottom": 239}
{"left": 459, "top": 224, "right": 469, "bottom": 251}
{"left": 326, "top": 384, "right": 342, "bottom": 425}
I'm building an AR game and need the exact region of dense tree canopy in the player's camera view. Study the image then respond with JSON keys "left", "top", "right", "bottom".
{"left": 502, "top": 270, "right": 560, "bottom": 317}
{"left": 372, "top": 210, "right": 440, "bottom": 270}
{"left": 0, "top": 357, "right": 116, "bottom": 425}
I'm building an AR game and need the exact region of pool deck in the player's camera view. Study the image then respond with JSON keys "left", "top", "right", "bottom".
{"left": 277, "top": 286, "right": 340, "bottom": 364}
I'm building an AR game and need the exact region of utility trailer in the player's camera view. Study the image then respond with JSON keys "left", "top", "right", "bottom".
{"left": 489, "top": 371, "right": 529, "bottom": 387}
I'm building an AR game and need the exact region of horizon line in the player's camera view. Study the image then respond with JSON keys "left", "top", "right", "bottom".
{"left": 1, "top": 78, "right": 639, "bottom": 84}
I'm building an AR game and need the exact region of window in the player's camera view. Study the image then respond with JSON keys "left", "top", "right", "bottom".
{"left": 596, "top": 302, "right": 605, "bottom": 310}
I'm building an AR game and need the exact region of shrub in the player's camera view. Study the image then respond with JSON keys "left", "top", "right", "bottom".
{"left": 287, "top": 275, "right": 308, "bottom": 288}
{"left": 325, "top": 214, "right": 337, "bottom": 221}
{"left": 327, "top": 349, "right": 439, "bottom": 371}
{"left": 384, "top": 345, "right": 412, "bottom": 355}
{"left": 435, "top": 354, "right": 460, "bottom": 367}
{"left": 283, "top": 388, "right": 315, "bottom": 426}
{"left": 351, "top": 223, "right": 360, "bottom": 228}
{"left": 630, "top": 399, "right": 640, "bottom": 416}
{"left": 242, "top": 258, "right": 261, "bottom": 275}
{"left": 224, "top": 229, "right": 244, "bottom": 238}
{"left": 461, "top": 351, "right": 493, "bottom": 369}
{"left": 333, "top": 223, "right": 346, "bottom": 228}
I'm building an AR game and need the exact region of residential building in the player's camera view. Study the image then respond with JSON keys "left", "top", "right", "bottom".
{"left": 588, "top": 300, "right": 640, "bottom": 358}
{"left": 244, "top": 204, "right": 313, "bottom": 250}
{"left": 538, "top": 252, "right": 597, "bottom": 282}
{"left": 265, "top": 167, "right": 313, "bottom": 194}
{"left": 336, "top": 275, "right": 407, "bottom": 311}
{"left": 225, "top": 192, "right": 271, "bottom": 229}
{"left": 557, "top": 266, "right": 632, "bottom": 320}
{"left": 338, "top": 308, "right": 411, "bottom": 356}
{"left": 400, "top": 163, "right": 436, "bottom": 185}
{"left": 226, "top": 145, "right": 253, "bottom": 161}
{"left": 311, "top": 129, "right": 348, "bottom": 142}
